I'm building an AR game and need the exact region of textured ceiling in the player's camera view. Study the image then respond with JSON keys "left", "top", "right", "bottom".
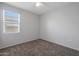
{"left": 5, "top": 2, "right": 72, "bottom": 15}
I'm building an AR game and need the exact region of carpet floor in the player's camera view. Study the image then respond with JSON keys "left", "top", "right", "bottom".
{"left": 0, "top": 39, "right": 79, "bottom": 56}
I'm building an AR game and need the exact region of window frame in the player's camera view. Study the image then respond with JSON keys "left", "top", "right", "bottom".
{"left": 3, "top": 9, "right": 20, "bottom": 33}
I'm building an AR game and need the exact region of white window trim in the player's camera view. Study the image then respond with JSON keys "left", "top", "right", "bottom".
{"left": 3, "top": 9, "right": 20, "bottom": 33}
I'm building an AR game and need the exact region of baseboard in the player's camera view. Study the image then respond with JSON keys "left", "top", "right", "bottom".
{"left": 0, "top": 39, "right": 38, "bottom": 50}
{"left": 0, "top": 38, "right": 79, "bottom": 52}
{"left": 41, "top": 39, "right": 79, "bottom": 52}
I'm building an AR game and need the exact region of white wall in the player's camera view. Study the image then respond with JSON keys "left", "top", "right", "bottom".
{"left": 40, "top": 3, "right": 79, "bottom": 51}
{"left": 0, "top": 3, "right": 39, "bottom": 49}
{"left": 1, "top": 2, "right": 79, "bottom": 51}
{"left": 0, "top": 3, "right": 2, "bottom": 47}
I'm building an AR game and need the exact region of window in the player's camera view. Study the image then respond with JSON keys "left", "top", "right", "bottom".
{"left": 3, "top": 10, "right": 20, "bottom": 33}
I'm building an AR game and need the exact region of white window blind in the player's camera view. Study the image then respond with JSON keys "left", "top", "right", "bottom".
{"left": 3, "top": 10, "right": 20, "bottom": 33}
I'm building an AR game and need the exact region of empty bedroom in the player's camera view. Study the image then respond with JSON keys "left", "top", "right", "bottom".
{"left": 0, "top": 2, "right": 79, "bottom": 56}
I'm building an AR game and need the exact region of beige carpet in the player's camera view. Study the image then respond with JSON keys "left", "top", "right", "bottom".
{"left": 0, "top": 39, "right": 79, "bottom": 56}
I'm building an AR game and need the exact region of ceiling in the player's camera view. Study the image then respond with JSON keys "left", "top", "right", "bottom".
{"left": 5, "top": 2, "right": 72, "bottom": 15}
